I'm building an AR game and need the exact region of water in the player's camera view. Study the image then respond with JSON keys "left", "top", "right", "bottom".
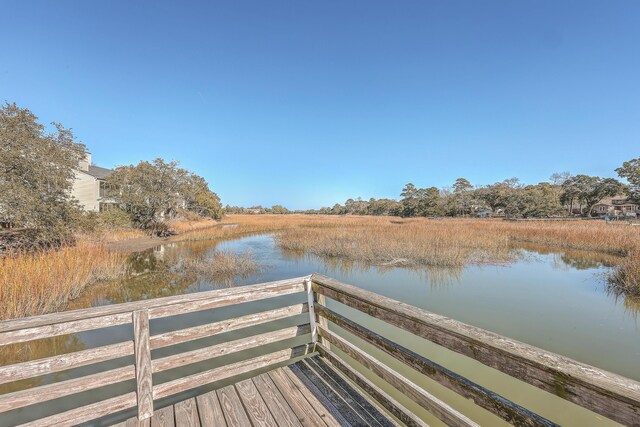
{"left": 2, "top": 234, "right": 638, "bottom": 426}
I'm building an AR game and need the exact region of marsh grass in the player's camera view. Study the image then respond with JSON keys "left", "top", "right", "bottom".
{"left": 167, "top": 217, "right": 218, "bottom": 233}
{"left": 607, "top": 251, "right": 640, "bottom": 298}
{"left": 226, "top": 215, "right": 640, "bottom": 297}
{"left": 181, "top": 250, "right": 262, "bottom": 283}
{"left": 0, "top": 243, "right": 127, "bottom": 319}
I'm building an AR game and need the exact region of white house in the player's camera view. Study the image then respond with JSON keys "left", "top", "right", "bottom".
{"left": 71, "top": 153, "right": 114, "bottom": 212}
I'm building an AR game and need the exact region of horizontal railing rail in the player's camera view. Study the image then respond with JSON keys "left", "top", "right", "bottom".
{"left": 0, "top": 276, "right": 314, "bottom": 426}
{"left": 311, "top": 274, "right": 640, "bottom": 427}
{"left": 2, "top": 273, "right": 639, "bottom": 426}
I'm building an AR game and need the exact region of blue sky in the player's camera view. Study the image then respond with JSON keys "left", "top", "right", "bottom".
{"left": 1, "top": 1, "right": 639, "bottom": 209}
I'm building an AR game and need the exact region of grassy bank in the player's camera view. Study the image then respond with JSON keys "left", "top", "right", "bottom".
{"left": 0, "top": 243, "right": 127, "bottom": 320}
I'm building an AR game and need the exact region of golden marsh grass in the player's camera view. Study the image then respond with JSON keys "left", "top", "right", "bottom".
{"left": 0, "top": 243, "right": 127, "bottom": 320}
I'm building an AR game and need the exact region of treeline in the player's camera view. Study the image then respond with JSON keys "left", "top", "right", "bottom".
{"left": 312, "top": 166, "right": 639, "bottom": 218}
{"left": 233, "top": 162, "right": 638, "bottom": 219}
{"left": 224, "top": 205, "right": 291, "bottom": 215}
{"left": 0, "top": 103, "right": 221, "bottom": 249}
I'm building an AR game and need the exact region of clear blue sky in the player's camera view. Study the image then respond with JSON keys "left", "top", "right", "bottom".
{"left": 1, "top": 1, "right": 639, "bottom": 209}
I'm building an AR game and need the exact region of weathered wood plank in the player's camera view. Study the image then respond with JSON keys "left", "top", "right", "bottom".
{"left": 148, "top": 281, "right": 306, "bottom": 319}
{"left": 235, "top": 378, "right": 278, "bottom": 426}
{"left": 0, "top": 364, "right": 135, "bottom": 412}
{"left": 305, "top": 278, "right": 318, "bottom": 343}
{"left": 134, "top": 310, "right": 154, "bottom": 420}
{"left": 175, "top": 398, "right": 201, "bottom": 427}
{"left": 0, "top": 340, "right": 133, "bottom": 385}
{"left": 196, "top": 390, "right": 227, "bottom": 427}
{"left": 316, "top": 304, "right": 557, "bottom": 427}
{"left": 0, "top": 277, "right": 306, "bottom": 333}
{"left": 125, "top": 417, "right": 152, "bottom": 427}
{"left": 0, "top": 312, "right": 132, "bottom": 345}
{"left": 269, "top": 368, "right": 335, "bottom": 427}
{"left": 289, "top": 362, "right": 363, "bottom": 426}
{"left": 315, "top": 292, "right": 330, "bottom": 350}
{"left": 316, "top": 325, "right": 478, "bottom": 427}
{"left": 317, "top": 349, "right": 428, "bottom": 427}
{"left": 16, "top": 391, "right": 137, "bottom": 427}
{"left": 218, "top": 385, "right": 252, "bottom": 426}
{"left": 312, "top": 273, "right": 640, "bottom": 426}
{"left": 154, "top": 344, "right": 313, "bottom": 400}
{"left": 152, "top": 405, "right": 176, "bottom": 427}
{"left": 150, "top": 303, "right": 308, "bottom": 349}
{"left": 153, "top": 324, "right": 310, "bottom": 373}
{"left": 252, "top": 373, "right": 303, "bottom": 427}
{"left": 306, "top": 357, "right": 399, "bottom": 427}
{"left": 302, "top": 358, "right": 390, "bottom": 427}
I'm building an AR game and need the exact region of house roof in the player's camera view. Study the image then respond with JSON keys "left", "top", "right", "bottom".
{"left": 86, "top": 165, "right": 113, "bottom": 179}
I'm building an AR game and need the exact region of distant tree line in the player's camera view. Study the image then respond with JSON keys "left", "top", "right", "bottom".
{"left": 0, "top": 103, "right": 222, "bottom": 249}
{"left": 224, "top": 205, "right": 291, "bottom": 215}
{"left": 307, "top": 166, "right": 639, "bottom": 219}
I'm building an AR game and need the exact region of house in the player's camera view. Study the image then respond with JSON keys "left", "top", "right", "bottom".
{"left": 592, "top": 196, "right": 638, "bottom": 218}
{"left": 71, "top": 153, "right": 115, "bottom": 212}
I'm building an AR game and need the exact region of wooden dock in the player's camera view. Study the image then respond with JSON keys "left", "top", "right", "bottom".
{"left": 1, "top": 274, "right": 639, "bottom": 426}
{"left": 115, "top": 358, "right": 398, "bottom": 427}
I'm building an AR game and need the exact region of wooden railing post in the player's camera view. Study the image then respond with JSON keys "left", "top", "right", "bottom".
{"left": 304, "top": 278, "right": 317, "bottom": 343}
{"left": 133, "top": 309, "right": 153, "bottom": 420}
{"left": 312, "top": 276, "right": 330, "bottom": 350}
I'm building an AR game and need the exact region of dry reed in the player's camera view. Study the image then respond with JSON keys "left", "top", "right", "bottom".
{"left": 228, "top": 215, "right": 640, "bottom": 296}
{"left": 607, "top": 251, "right": 640, "bottom": 298}
{"left": 0, "top": 243, "right": 127, "bottom": 320}
{"left": 181, "top": 250, "right": 261, "bottom": 282}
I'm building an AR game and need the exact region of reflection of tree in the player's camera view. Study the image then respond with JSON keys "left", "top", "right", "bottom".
{"left": 70, "top": 241, "right": 268, "bottom": 308}
{"left": 0, "top": 333, "right": 85, "bottom": 394}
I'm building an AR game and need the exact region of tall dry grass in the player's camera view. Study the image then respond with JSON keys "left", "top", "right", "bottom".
{"left": 167, "top": 217, "right": 219, "bottom": 233}
{"left": 0, "top": 243, "right": 127, "bottom": 320}
{"left": 181, "top": 250, "right": 261, "bottom": 283}
{"left": 607, "top": 251, "right": 640, "bottom": 298}
{"left": 225, "top": 215, "right": 640, "bottom": 297}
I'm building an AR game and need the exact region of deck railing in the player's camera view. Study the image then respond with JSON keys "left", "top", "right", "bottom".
{"left": 0, "top": 274, "right": 639, "bottom": 426}
{"left": 311, "top": 274, "right": 640, "bottom": 427}
{"left": 0, "top": 277, "right": 314, "bottom": 426}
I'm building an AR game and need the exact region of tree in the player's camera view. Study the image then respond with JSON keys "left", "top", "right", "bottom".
{"left": 399, "top": 184, "right": 443, "bottom": 217}
{"left": 106, "top": 159, "right": 221, "bottom": 229}
{"left": 180, "top": 174, "right": 222, "bottom": 219}
{"left": 616, "top": 158, "right": 640, "bottom": 204}
{"left": 0, "top": 103, "right": 86, "bottom": 247}
{"left": 519, "top": 183, "right": 563, "bottom": 218}
{"left": 452, "top": 178, "right": 474, "bottom": 216}
{"left": 399, "top": 183, "right": 419, "bottom": 217}
{"left": 270, "top": 205, "right": 289, "bottom": 215}
{"left": 561, "top": 175, "right": 625, "bottom": 216}
{"left": 477, "top": 178, "right": 522, "bottom": 217}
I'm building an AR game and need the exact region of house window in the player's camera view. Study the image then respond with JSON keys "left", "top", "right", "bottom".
{"left": 99, "top": 202, "right": 117, "bottom": 212}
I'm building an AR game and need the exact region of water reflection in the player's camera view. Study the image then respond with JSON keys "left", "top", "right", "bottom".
{"left": 64, "top": 234, "right": 640, "bottom": 316}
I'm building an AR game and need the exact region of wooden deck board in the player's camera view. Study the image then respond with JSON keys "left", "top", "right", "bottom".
{"left": 196, "top": 390, "right": 227, "bottom": 427}
{"left": 128, "top": 359, "right": 396, "bottom": 427}
{"left": 174, "top": 397, "right": 201, "bottom": 427}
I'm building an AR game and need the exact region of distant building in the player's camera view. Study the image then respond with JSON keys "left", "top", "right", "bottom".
{"left": 592, "top": 196, "right": 638, "bottom": 217}
{"left": 71, "top": 153, "right": 115, "bottom": 212}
